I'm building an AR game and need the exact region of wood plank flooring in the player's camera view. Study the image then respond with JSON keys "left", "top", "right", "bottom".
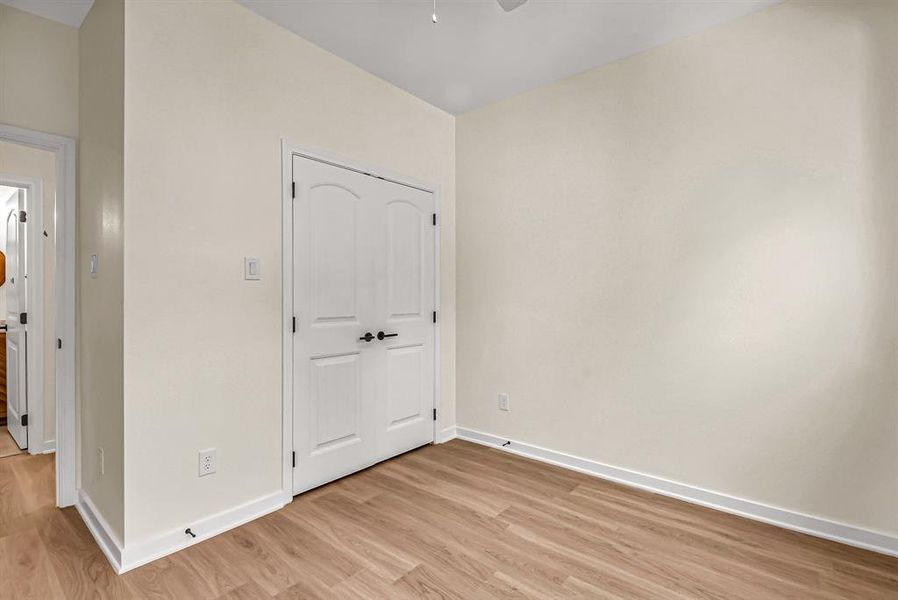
{"left": 0, "top": 426, "right": 24, "bottom": 458}
{"left": 0, "top": 440, "right": 896, "bottom": 599}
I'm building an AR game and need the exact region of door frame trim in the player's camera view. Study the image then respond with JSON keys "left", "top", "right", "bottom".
{"left": 280, "top": 139, "right": 442, "bottom": 502}
{"left": 0, "top": 123, "right": 77, "bottom": 508}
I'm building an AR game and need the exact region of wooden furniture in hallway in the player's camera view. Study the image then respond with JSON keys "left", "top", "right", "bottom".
{"left": 0, "top": 440, "right": 896, "bottom": 599}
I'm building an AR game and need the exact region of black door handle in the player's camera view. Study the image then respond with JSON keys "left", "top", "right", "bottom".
{"left": 359, "top": 332, "right": 375, "bottom": 342}
{"left": 377, "top": 331, "right": 398, "bottom": 340}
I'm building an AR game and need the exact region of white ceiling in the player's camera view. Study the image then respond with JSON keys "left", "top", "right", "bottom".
{"left": 0, "top": 0, "right": 92, "bottom": 27}
{"left": 4, "top": 0, "right": 779, "bottom": 115}
{"left": 238, "top": 0, "right": 780, "bottom": 114}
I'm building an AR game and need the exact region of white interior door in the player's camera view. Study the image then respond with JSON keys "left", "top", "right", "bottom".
{"left": 292, "top": 155, "right": 436, "bottom": 494}
{"left": 5, "top": 188, "right": 28, "bottom": 450}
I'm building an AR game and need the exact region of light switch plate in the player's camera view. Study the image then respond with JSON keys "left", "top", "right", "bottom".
{"left": 89, "top": 254, "right": 99, "bottom": 278}
{"left": 244, "top": 257, "right": 261, "bottom": 280}
{"left": 499, "top": 393, "right": 510, "bottom": 411}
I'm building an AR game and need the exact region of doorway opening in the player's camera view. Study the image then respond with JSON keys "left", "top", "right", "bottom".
{"left": 0, "top": 147, "right": 54, "bottom": 468}
{"left": 0, "top": 124, "right": 76, "bottom": 508}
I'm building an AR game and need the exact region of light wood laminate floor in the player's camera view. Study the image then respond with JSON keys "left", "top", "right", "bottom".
{"left": 0, "top": 425, "right": 24, "bottom": 458}
{"left": 0, "top": 440, "right": 896, "bottom": 599}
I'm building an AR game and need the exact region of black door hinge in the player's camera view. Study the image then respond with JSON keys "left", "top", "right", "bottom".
{"left": 292, "top": 317, "right": 296, "bottom": 333}
{"left": 432, "top": 213, "right": 437, "bottom": 226}
{"left": 57, "top": 338, "right": 62, "bottom": 349}
{"left": 21, "top": 414, "right": 28, "bottom": 427}
{"left": 432, "top": 311, "right": 437, "bottom": 324}
{"left": 19, "top": 312, "right": 27, "bottom": 325}
{"left": 433, "top": 408, "right": 437, "bottom": 421}
{"left": 291, "top": 181, "right": 296, "bottom": 199}
{"left": 292, "top": 451, "right": 296, "bottom": 468}
{"left": 18, "top": 210, "right": 26, "bottom": 223}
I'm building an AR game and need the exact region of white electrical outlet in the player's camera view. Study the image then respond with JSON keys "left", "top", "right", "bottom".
{"left": 98, "top": 447, "right": 105, "bottom": 476}
{"left": 199, "top": 448, "right": 217, "bottom": 477}
{"left": 499, "top": 393, "right": 510, "bottom": 411}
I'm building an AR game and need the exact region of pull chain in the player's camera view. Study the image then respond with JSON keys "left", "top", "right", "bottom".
{"left": 432, "top": 0, "right": 438, "bottom": 23}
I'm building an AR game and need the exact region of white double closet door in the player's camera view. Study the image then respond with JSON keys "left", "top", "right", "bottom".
{"left": 292, "top": 155, "right": 436, "bottom": 494}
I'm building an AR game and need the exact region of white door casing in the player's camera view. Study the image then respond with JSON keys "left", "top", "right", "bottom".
{"left": 292, "top": 154, "right": 436, "bottom": 494}
{"left": 5, "top": 188, "right": 28, "bottom": 449}
{"left": 0, "top": 123, "right": 77, "bottom": 508}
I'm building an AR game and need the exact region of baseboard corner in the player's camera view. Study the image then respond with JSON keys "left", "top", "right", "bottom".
{"left": 436, "top": 425, "right": 457, "bottom": 443}
{"left": 76, "top": 489, "right": 124, "bottom": 574}
{"left": 119, "top": 490, "right": 286, "bottom": 573}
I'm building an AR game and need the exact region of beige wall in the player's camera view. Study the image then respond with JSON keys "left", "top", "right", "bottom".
{"left": 457, "top": 0, "right": 898, "bottom": 537}
{"left": 122, "top": 0, "right": 455, "bottom": 544}
{"left": 0, "top": 140, "right": 57, "bottom": 448}
{"left": 79, "top": 0, "right": 125, "bottom": 540}
{"left": 0, "top": 4, "right": 78, "bottom": 138}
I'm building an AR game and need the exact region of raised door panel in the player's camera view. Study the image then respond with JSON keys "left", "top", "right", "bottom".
{"left": 386, "top": 345, "right": 425, "bottom": 430}
{"left": 6, "top": 334, "right": 25, "bottom": 448}
{"left": 310, "top": 354, "right": 362, "bottom": 455}
{"left": 309, "top": 185, "right": 358, "bottom": 323}
{"left": 386, "top": 201, "right": 424, "bottom": 320}
{"left": 6, "top": 340, "right": 19, "bottom": 417}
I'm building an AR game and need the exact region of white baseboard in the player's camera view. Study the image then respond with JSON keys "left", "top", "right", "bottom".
{"left": 76, "top": 489, "right": 124, "bottom": 573}
{"left": 119, "top": 491, "right": 286, "bottom": 573}
{"left": 455, "top": 427, "right": 898, "bottom": 558}
{"left": 27, "top": 439, "right": 56, "bottom": 456}
{"left": 436, "top": 425, "right": 457, "bottom": 443}
{"left": 77, "top": 488, "right": 286, "bottom": 574}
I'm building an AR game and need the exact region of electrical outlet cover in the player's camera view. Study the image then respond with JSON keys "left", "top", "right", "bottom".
{"left": 199, "top": 448, "right": 217, "bottom": 477}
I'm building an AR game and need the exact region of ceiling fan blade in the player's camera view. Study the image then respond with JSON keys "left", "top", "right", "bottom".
{"left": 497, "top": 0, "right": 528, "bottom": 12}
